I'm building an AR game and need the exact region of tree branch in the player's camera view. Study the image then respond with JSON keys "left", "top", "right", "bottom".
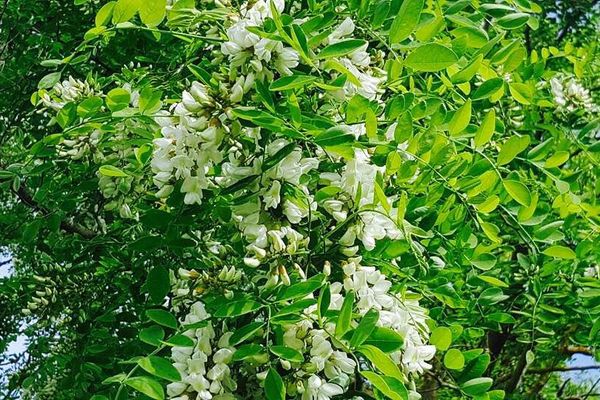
{"left": 563, "top": 346, "right": 595, "bottom": 356}
{"left": 505, "top": 348, "right": 529, "bottom": 394}
{"left": 10, "top": 181, "right": 96, "bottom": 239}
{"left": 528, "top": 365, "right": 600, "bottom": 374}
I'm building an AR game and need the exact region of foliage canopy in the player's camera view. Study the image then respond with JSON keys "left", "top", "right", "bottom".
{"left": 0, "top": 0, "right": 599, "bottom": 399}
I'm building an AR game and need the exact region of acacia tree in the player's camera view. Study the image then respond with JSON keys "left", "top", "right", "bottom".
{"left": 0, "top": 0, "right": 599, "bottom": 399}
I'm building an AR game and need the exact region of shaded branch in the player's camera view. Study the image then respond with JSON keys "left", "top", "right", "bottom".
{"left": 563, "top": 346, "right": 595, "bottom": 356}
{"left": 528, "top": 365, "right": 600, "bottom": 374}
{"left": 505, "top": 348, "right": 529, "bottom": 394}
{"left": 10, "top": 181, "right": 96, "bottom": 239}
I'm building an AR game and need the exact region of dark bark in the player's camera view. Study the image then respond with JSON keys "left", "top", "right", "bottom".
{"left": 528, "top": 365, "right": 600, "bottom": 374}
{"left": 8, "top": 178, "right": 96, "bottom": 239}
{"left": 505, "top": 349, "right": 529, "bottom": 395}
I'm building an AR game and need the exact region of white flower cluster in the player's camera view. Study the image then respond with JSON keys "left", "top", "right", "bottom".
{"left": 167, "top": 302, "right": 238, "bottom": 400}
{"left": 167, "top": 256, "right": 433, "bottom": 400}
{"left": 221, "top": 0, "right": 299, "bottom": 82}
{"left": 335, "top": 258, "right": 435, "bottom": 376}
{"left": 319, "top": 148, "right": 404, "bottom": 253}
{"left": 37, "top": 76, "right": 98, "bottom": 112}
{"left": 323, "top": 18, "right": 385, "bottom": 101}
{"left": 122, "top": 1, "right": 433, "bottom": 398}
{"left": 152, "top": 81, "right": 225, "bottom": 204}
{"left": 550, "top": 74, "right": 599, "bottom": 115}
{"left": 584, "top": 265, "right": 599, "bottom": 278}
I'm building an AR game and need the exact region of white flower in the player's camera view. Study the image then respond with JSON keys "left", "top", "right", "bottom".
{"left": 324, "top": 350, "right": 356, "bottom": 379}
{"left": 309, "top": 332, "right": 333, "bottom": 371}
{"left": 402, "top": 344, "right": 436, "bottom": 374}
{"left": 340, "top": 149, "right": 381, "bottom": 207}
{"left": 283, "top": 199, "right": 307, "bottom": 224}
{"left": 213, "top": 348, "right": 234, "bottom": 364}
{"left": 264, "top": 180, "right": 282, "bottom": 209}
{"left": 255, "top": 38, "right": 281, "bottom": 62}
{"left": 550, "top": 74, "right": 598, "bottom": 114}
{"left": 339, "top": 60, "right": 384, "bottom": 100}
{"left": 167, "top": 382, "right": 188, "bottom": 397}
{"left": 275, "top": 47, "right": 300, "bottom": 75}
{"left": 584, "top": 266, "right": 598, "bottom": 278}
{"left": 358, "top": 211, "right": 402, "bottom": 251}
{"left": 181, "top": 176, "right": 205, "bottom": 205}
{"left": 327, "top": 17, "right": 355, "bottom": 44}
{"left": 302, "top": 375, "right": 344, "bottom": 400}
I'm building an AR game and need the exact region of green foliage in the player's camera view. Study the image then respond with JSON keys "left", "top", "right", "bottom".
{"left": 0, "top": 0, "right": 599, "bottom": 399}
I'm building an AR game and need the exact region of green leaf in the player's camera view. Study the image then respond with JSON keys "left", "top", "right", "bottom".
{"left": 590, "top": 318, "right": 600, "bottom": 341}
{"left": 262, "top": 142, "right": 296, "bottom": 171}
{"left": 269, "top": 74, "right": 317, "bottom": 91}
{"left": 487, "top": 312, "right": 516, "bottom": 324}
{"left": 405, "top": 43, "right": 458, "bottom": 72}
{"left": 363, "top": 327, "right": 404, "bottom": 352}
{"left": 318, "top": 284, "right": 331, "bottom": 320}
{"left": 264, "top": 368, "right": 285, "bottom": 400}
{"left": 472, "top": 78, "right": 504, "bottom": 100}
{"left": 138, "top": 356, "right": 181, "bottom": 382}
{"left": 139, "top": 87, "right": 163, "bottom": 114}
{"left": 232, "top": 344, "right": 264, "bottom": 361}
{"left": 478, "top": 275, "right": 509, "bottom": 288}
{"left": 444, "top": 348, "right": 465, "bottom": 370}
{"left": 95, "top": 1, "right": 116, "bottom": 26}
{"left": 230, "top": 322, "right": 264, "bottom": 346}
{"left": 350, "top": 308, "right": 379, "bottom": 348}
{"left": 544, "top": 151, "right": 569, "bottom": 168}
{"left": 318, "top": 39, "right": 367, "bottom": 58}
{"left": 358, "top": 344, "right": 403, "bottom": 381}
{"left": 314, "top": 127, "right": 355, "bottom": 148}
{"left": 497, "top": 135, "right": 530, "bottom": 165}
{"left": 269, "top": 345, "right": 304, "bottom": 363}
{"left": 99, "top": 165, "right": 128, "bottom": 177}
{"left": 139, "top": 0, "right": 166, "bottom": 27}
{"left": 112, "top": 0, "right": 140, "bottom": 24}
{"left": 542, "top": 245, "right": 576, "bottom": 259}
{"left": 214, "top": 299, "right": 263, "bottom": 317}
{"left": 77, "top": 96, "right": 103, "bottom": 117}
{"left": 55, "top": 103, "right": 77, "bottom": 129}
{"left": 360, "top": 371, "right": 408, "bottom": 400}
{"left": 124, "top": 376, "right": 164, "bottom": 400}
{"left": 145, "top": 266, "right": 170, "bottom": 303}
{"left": 449, "top": 99, "right": 471, "bottom": 136}
{"left": 430, "top": 326, "right": 452, "bottom": 351}
{"left": 139, "top": 325, "right": 164, "bottom": 346}
{"left": 106, "top": 88, "right": 131, "bottom": 112}
{"left": 145, "top": 309, "right": 177, "bottom": 329}
{"left": 497, "top": 13, "right": 530, "bottom": 29}
{"left": 503, "top": 180, "right": 531, "bottom": 206}
{"left": 461, "top": 352, "right": 491, "bottom": 381}
{"left": 509, "top": 82, "right": 534, "bottom": 105}
{"left": 38, "top": 72, "right": 61, "bottom": 89}
{"left": 474, "top": 109, "right": 496, "bottom": 147}
{"left": 277, "top": 274, "right": 324, "bottom": 301}
{"left": 335, "top": 291, "right": 355, "bottom": 337}
{"left": 389, "top": 0, "right": 424, "bottom": 43}
{"left": 451, "top": 54, "right": 483, "bottom": 83}
{"left": 461, "top": 377, "right": 493, "bottom": 396}
{"left": 489, "top": 390, "right": 506, "bottom": 400}
{"left": 163, "top": 334, "right": 195, "bottom": 347}
{"left": 475, "top": 195, "right": 500, "bottom": 214}
{"left": 470, "top": 253, "right": 497, "bottom": 271}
